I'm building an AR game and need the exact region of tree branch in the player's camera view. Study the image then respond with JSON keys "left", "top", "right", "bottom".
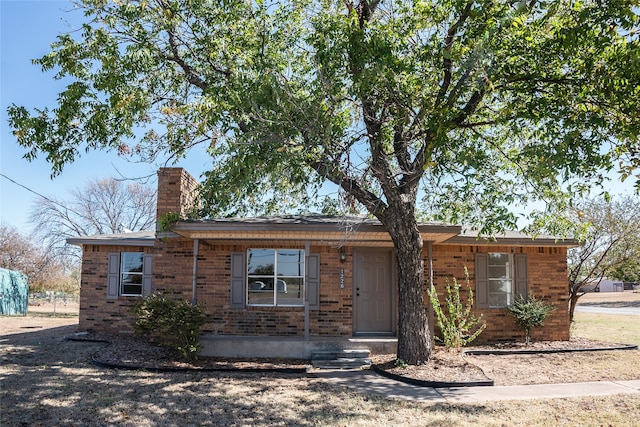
{"left": 457, "top": 119, "right": 500, "bottom": 128}
{"left": 393, "top": 125, "right": 411, "bottom": 172}
{"left": 453, "top": 86, "right": 486, "bottom": 126}
{"left": 310, "top": 157, "right": 387, "bottom": 217}
{"left": 356, "top": 0, "right": 382, "bottom": 28}
{"left": 436, "top": 1, "right": 474, "bottom": 105}
{"left": 166, "top": 30, "right": 208, "bottom": 90}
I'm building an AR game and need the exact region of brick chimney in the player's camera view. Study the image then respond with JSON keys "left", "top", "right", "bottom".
{"left": 156, "top": 168, "right": 199, "bottom": 230}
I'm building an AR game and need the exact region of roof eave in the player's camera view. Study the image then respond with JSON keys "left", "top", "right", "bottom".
{"left": 170, "top": 221, "right": 462, "bottom": 244}
{"left": 442, "top": 235, "right": 580, "bottom": 247}
{"left": 66, "top": 233, "right": 157, "bottom": 247}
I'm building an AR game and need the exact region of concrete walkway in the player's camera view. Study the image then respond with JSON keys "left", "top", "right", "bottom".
{"left": 313, "top": 370, "right": 640, "bottom": 403}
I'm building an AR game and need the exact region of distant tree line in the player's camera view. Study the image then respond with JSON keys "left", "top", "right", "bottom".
{"left": 1, "top": 177, "right": 156, "bottom": 294}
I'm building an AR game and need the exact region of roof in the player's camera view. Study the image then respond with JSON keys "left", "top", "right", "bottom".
{"left": 67, "top": 231, "right": 156, "bottom": 247}
{"left": 444, "top": 227, "right": 580, "bottom": 247}
{"left": 65, "top": 215, "right": 579, "bottom": 247}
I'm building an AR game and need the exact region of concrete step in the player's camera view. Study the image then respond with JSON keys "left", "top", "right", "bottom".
{"left": 311, "top": 348, "right": 371, "bottom": 369}
{"left": 311, "top": 349, "right": 370, "bottom": 359}
{"left": 311, "top": 358, "right": 372, "bottom": 369}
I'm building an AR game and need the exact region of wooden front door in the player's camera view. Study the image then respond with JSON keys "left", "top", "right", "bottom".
{"left": 354, "top": 248, "right": 393, "bottom": 334}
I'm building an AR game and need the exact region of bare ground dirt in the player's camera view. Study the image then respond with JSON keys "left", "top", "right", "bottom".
{"left": 3, "top": 292, "right": 639, "bottom": 386}
{"left": 2, "top": 323, "right": 638, "bottom": 426}
{"left": 1, "top": 293, "right": 640, "bottom": 425}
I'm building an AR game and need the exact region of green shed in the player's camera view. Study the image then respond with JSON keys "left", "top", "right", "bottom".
{"left": 0, "top": 268, "right": 28, "bottom": 315}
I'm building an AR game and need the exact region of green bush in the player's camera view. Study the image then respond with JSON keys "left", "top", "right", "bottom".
{"left": 132, "top": 293, "right": 205, "bottom": 361}
{"left": 394, "top": 358, "right": 408, "bottom": 369}
{"left": 428, "top": 268, "right": 486, "bottom": 351}
{"left": 507, "top": 293, "right": 555, "bottom": 345}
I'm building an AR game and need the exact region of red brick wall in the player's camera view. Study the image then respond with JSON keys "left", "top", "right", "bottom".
{"left": 78, "top": 244, "right": 155, "bottom": 334}
{"left": 429, "top": 244, "right": 570, "bottom": 343}
{"left": 79, "top": 238, "right": 570, "bottom": 343}
{"left": 79, "top": 238, "right": 355, "bottom": 337}
{"left": 194, "top": 243, "right": 353, "bottom": 337}
{"left": 156, "top": 168, "right": 199, "bottom": 226}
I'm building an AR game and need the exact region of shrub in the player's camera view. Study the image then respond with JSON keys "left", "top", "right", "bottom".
{"left": 394, "top": 358, "right": 408, "bottom": 369}
{"left": 132, "top": 293, "right": 205, "bottom": 361}
{"left": 507, "top": 293, "right": 555, "bottom": 345}
{"left": 428, "top": 268, "right": 486, "bottom": 351}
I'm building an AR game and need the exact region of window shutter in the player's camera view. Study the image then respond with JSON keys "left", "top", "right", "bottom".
{"left": 515, "top": 253, "right": 528, "bottom": 299}
{"left": 107, "top": 253, "right": 120, "bottom": 300}
{"left": 306, "top": 254, "right": 320, "bottom": 310}
{"left": 142, "top": 254, "right": 153, "bottom": 296}
{"left": 475, "top": 253, "right": 489, "bottom": 308}
{"left": 230, "top": 252, "right": 246, "bottom": 309}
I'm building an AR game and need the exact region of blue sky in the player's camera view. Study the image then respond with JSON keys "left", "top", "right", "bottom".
{"left": 0, "top": 0, "right": 209, "bottom": 234}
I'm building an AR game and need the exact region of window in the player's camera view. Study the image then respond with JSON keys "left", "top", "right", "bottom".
{"left": 487, "top": 253, "right": 513, "bottom": 308}
{"left": 120, "top": 252, "right": 144, "bottom": 296}
{"left": 230, "top": 251, "right": 319, "bottom": 310}
{"left": 107, "top": 252, "right": 152, "bottom": 300}
{"left": 247, "top": 249, "right": 305, "bottom": 306}
{"left": 475, "top": 252, "right": 527, "bottom": 309}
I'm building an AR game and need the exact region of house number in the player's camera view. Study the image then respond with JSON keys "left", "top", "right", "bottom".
{"left": 339, "top": 268, "right": 345, "bottom": 289}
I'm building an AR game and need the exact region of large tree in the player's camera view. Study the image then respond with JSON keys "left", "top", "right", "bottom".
{"left": 30, "top": 177, "right": 156, "bottom": 262}
{"left": 7, "top": 1, "right": 640, "bottom": 364}
{"left": 566, "top": 195, "right": 640, "bottom": 322}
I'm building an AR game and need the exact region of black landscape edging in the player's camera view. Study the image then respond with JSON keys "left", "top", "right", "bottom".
{"left": 64, "top": 336, "right": 111, "bottom": 344}
{"left": 90, "top": 356, "right": 308, "bottom": 374}
{"left": 65, "top": 334, "right": 308, "bottom": 374}
{"left": 462, "top": 343, "right": 638, "bottom": 356}
{"left": 371, "top": 343, "right": 638, "bottom": 388}
{"left": 70, "top": 334, "right": 638, "bottom": 380}
{"left": 370, "top": 364, "right": 494, "bottom": 388}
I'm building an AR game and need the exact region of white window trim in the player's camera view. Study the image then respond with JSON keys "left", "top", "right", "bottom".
{"left": 120, "top": 252, "right": 144, "bottom": 297}
{"left": 487, "top": 252, "right": 514, "bottom": 308}
{"left": 246, "top": 248, "right": 305, "bottom": 307}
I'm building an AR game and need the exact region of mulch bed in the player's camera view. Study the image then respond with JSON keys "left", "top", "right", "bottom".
{"left": 66, "top": 332, "right": 310, "bottom": 372}
{"left": 67, "top": 332, "right": 636, "bottom": 384}
{"left": 465, "top": 337, "right": 635, "bottom": 352}
{"left": 370, "top": 337, "right": 637, "bottom": 386}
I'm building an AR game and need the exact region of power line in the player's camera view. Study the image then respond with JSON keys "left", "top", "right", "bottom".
{"left": 0, "top": 173, "right": 83, "bottom": 217}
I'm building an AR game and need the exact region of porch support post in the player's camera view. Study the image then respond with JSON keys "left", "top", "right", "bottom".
{"left": 192, "top": 238, "right": 199, "bottom": 305}
{"left": 426, "top": 241, "right": 434, "bottom": 344}
{"left": 304, "top": 240, "right": 310, "bottom": 341}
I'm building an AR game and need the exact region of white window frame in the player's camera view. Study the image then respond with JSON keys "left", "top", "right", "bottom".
{"left": 246, "top": 249, "right": 305, "bottom": 307}
{"left": 120, "top": 252, "right": 144, "bottom": 296}
{"left": 487, "top": 253, "right": 514, "bottom": 308}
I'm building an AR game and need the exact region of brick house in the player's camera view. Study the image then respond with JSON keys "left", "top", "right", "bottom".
{"left": 68, "top": 168, "right": 575, "bottom": 358}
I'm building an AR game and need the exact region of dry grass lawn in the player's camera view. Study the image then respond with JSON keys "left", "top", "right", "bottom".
{"left": 467, "top": 305, "right": 640, "bottom": 386}
{"left": 1, "top": 293, "right": 639, "bottom": 426}
{"left": 573, "top": 311, "right": 640, "bottom": 346}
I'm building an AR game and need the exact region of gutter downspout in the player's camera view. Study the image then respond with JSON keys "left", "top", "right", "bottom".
{"left": 304, "top": 240, "right": 310, "bottom": 341}
{"left": 427, "top": 241, "right": 434, "bottom": 345}
{"left": 192, "top": 239, "right": 199, "bottom": 305}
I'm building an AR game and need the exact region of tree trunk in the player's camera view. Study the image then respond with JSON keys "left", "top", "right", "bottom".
{"left": 568, "top": 290, "right": 581, "bottom": 323}
{"left": 385, "top": 214, "right": 431, "bottom": 365}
